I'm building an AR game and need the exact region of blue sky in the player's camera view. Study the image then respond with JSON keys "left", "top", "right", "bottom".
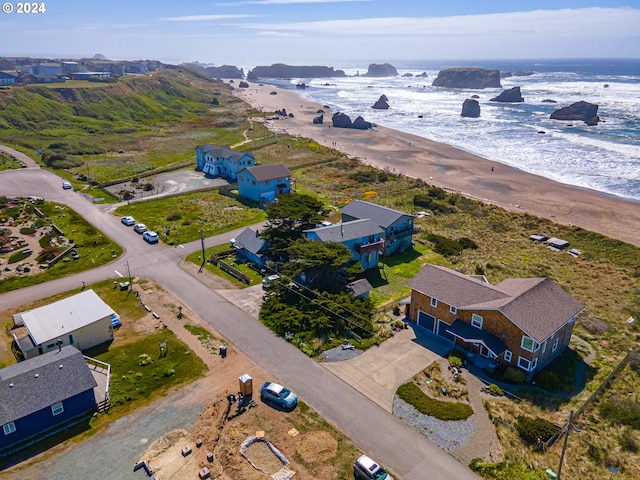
{"left": 2, "top": 1, "right": 639, "bottom": 66}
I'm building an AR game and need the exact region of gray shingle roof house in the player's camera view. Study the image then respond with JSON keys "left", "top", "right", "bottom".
{"left": 195, "top": 144, "right": 254, "bottom": 180}
{"left": 12, "top": 289, "right": 117, "bottom": 359}
{"left": 407, "top": 264, "right": 585, "bottom": 376}
{"left": 233, "top": 227, "right": 269, "bottom": 269}
{"left": 304, "top": 219, "right": 384, "bottom": 270}
{"left": 341, "top": 200, "right": 416, "bottom": 255}
{"left": 0, "top": 346, "right": 97, "bottom": 454}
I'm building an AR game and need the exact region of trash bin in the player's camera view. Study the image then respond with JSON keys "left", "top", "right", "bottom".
{"left": 219, "top": 346, "right": 227, "bottom": 358}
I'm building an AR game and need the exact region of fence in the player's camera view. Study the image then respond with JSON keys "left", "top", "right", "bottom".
{"left": 219, "top": 259, "right": 250, "bottom": 284}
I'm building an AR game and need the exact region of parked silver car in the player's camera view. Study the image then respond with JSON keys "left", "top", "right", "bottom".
{"left": 354, "top": 455, "right": 393, "bottom": 480}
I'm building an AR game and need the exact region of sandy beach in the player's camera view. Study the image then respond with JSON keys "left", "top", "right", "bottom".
{"left": 233, "top": 83, "right": 640, "bottom": 248}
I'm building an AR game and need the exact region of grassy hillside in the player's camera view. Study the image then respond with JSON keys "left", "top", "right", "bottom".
{"left": 0, "top": 68, "right": 253, "bottom": 183}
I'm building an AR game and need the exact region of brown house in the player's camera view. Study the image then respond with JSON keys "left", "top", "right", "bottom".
{"left": 407, "top": 264, "right": 584, "bottom": 376}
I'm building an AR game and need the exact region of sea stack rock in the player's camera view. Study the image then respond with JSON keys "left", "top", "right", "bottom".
{"left": 238, "top": 81, "right": 249, "bottom": 88}
{"left": 365, "top": 63, "right": 398, "bottom": 77}
{"left": 205, "top": 65, "right": 244, "bottom": 79}
{"left": 352, "top": 116, "right": 372, "bottom": 130}
{"left": 332, "top": 112, "right": 353, "bottom": 128}
{"left": 461, "top": 99, "right": 481, "bottom": 118}
{"left": 372, "top": 95, "right": 390, "bottom": 109}
{"left": 247, "top": 64, "right": 346, "bottom": 80}
{"left": 490, "top": 86, "right": 524, "bottom": 102}
{"left": 432, "top": 68, "right": 501, "bottom": 89}
{"left": 550, "top": 101, "right": 600, "bottom": 125}
{"left": 313, "top": 114, "right": 323, "bottom": 124}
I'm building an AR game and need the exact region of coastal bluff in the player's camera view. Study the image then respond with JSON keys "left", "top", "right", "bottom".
{"left": 247, "top": 64, "right": 346, "bottom": 80}
{"left": 205, "top": 65, "right": 244, "bottom": 79}
{"left": 432, "top": 68, "right": 501, "bottom": 89}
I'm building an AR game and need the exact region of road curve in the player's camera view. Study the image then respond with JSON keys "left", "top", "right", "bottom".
{"left": 0, "top": 161, "right": 481, "bottom": 479}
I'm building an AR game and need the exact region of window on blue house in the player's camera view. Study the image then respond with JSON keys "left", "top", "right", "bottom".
{"left": 51, "top": 402, "right": 64, "bottom": 416}
{"left": 3, "top": 422, "right": 16, "bottom": 435}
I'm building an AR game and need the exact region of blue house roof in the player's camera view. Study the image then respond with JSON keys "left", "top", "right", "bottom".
{"left": 0, "top": 346, "right": 97, "bottom": 425}
{"left": 341, "top": 200, "right": 413, "bottom": 228}
{"left": 243, "top": 163, "right": 291, "bottom": 182}
{"left": 197, "top": 144, "right": 253, "bottom": 161}
{"left": 305, "top": 219, "right": 383, "bottom": 243}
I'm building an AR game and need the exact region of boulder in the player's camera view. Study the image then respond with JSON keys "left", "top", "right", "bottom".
{"left": 365, "top": 63, "right": 398, "bottom": 77}
{"left": 296, "top": 83, "right": 307, "bottom": 89}
{"left": 513, "top": 71, "right": 534, "bottom": 77}
{"left": 275, "top": 108, "right": 287, "bottom": 117}
{"left": 269, "top": 91, "right": 277, "bottom": 95}
{"left": 501, "top": 72, "right": 513, "bottom": 78}
{"left": 247, "top": 64, "right": 346, "bottom": 80}
{"left": 332, "top": 112, "right": 353, "bottom": 128}
{"left": 490, "top": 86, "right": 524, "bottom": 102}
{"left": 542, "top": 99, "right": 557, "bottom": 103}
{"left": 313, "top": 115, "right": 323, "bottom": 124}
{"left": 461, "top": 99, "right": 481, "bottom": 118}
{"left": 352, "top": 116, "right": 372, "bottom": 130}
{"left": 432, "top": 68, "right": 501, "bottom": 89}
{"left": 416, "top": 72, "right": 428, "bottom": 78}
{"left": 238, "top": 81, "right": 249, "bottom": 88}
{"left": 550, "top": 101, "right": 600, "bottom": 125}
{"left": 402, "top": 73, "right": 414, "bottom": 77}
{"left": 372, "top": 95, "right": 390, "bottom": 109}
{"left": 471, "top": 94, "right": 480, "bottom": 99}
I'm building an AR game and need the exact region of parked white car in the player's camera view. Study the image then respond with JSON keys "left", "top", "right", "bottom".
{"left": 121, "top": 216, "right": 135, "bottom": 226}
{"left": 133, "top": 223, "right": 147, "bottom": 234}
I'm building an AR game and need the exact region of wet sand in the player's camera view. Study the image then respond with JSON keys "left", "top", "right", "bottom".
{"left": 233, "top": 83, "right": 640, "bottom": 247}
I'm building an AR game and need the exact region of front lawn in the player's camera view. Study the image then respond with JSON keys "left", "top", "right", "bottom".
{"left": 116, "top": 191, "right": 266, "bottom": 245}
{"left": 186, "top": 246, "right": 265, "bottom": 287}
{"left": 95, "top": 328, "right": 207, "bottom": 413}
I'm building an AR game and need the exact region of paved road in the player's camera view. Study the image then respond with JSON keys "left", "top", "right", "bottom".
{"left": 0, "top": 162, "right": 481, "bottom": 479}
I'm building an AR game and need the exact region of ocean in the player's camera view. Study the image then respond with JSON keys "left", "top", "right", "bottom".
{"left": 263, "top": 59, "right": 640, "bottom": 202}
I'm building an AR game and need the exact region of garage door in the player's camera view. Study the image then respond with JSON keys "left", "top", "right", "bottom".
{"left": 437, "top": 319, "right": 455, "bottom": 343}
{"left": 417, "top": 311, "right": 435, "bottom": 332}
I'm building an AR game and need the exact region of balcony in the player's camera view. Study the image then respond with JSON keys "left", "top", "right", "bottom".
{"left": 355, "top": 239, "right": 385, "bottom": 255}
{"left": 391, "top": 226, "right": 421, "bottom": 238}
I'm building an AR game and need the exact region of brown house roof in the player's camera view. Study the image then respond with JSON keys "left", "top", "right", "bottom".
{"left": 408, "top": 264, "right": 585, "bottom": 342}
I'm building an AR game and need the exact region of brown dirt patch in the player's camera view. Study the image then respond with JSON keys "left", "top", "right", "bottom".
{"left": 297, "top": 431, "right": 338, "bottom": 464}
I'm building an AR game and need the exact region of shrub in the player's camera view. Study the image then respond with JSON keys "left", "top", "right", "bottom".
{"left": 628, "top": 350, "right": 640, "bottom": 373}
{"left": 349, "top": 170, "right": 378, "bottom": 183}
{"left": 427, "top": 186, "right": 446, "bottom": 199}
{"left": 143, "top": 183, "right": 154, "bottom": 191}
{"left": 397, "top": 382, "right": 473, "bottom": 421}
{"left": 579, "top": 316, "right": 609, "bottom": 335}
{"left": 458, "top": 237, "right": 478, "bottom": 250}
{"left": 413, "top": 194, "right": 432, "bottom": 208}
{"left": 167, "top": 213, "right": 182, "bottom": 221}
{"left": 488, "top": 384, "right": 504, "bottom": 396}
{"left": 504, "top": 367, "right": 526, "bottom": 384}
{"left": 515, "top": 415, "right": 557, "bottom": 445}
{"left": 138, "top": 354, "right": 153, "bottom": 366}
{"left": 619, "top": 429, "right": 639, "bottom": 453}
{"left": 392, "top": 304, "right": 401, "bottom": 316}
{"left": 536, "top": 370, "right": 560, "bottom": 391}
{"left": 449, "top": 355, "right": 463, "bottom": 369}
{"left": 19, "top": 227, "right": 35, "bottom": 235}
{"left": 600, "top": 398, "right": 640, "bottom": 429}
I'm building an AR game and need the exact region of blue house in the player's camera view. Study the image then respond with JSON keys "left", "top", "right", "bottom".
{"left": 238, "top": 163, "right": 292, "bottom": 203}
{"left": 0, "top": 346, "right": 98, "bottom": 454}
{"left": 195, "top": 144, "right": 254, "bottom": 180}
{"left": 304, "top": 219, "right": 384, "bottom": 270}
{"left": 341, "top": 200, "right": 416, "bottom": 255}
{"left": 233, "top": 227, "right": 269, "bottom": 269}
{"left": 0, "top": 72, "right": 17, "bottom": 86}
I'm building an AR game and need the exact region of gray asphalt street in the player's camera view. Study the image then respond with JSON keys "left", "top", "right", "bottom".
{"left": 0, "top": 157, "right": 481, "bottom": 480}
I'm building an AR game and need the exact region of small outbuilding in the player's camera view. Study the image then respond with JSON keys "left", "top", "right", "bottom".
{"left": 546, "top": 237, "right": 569, "bottom": 250}
{"left": 12, "top": 289, "right": 118, "bottom": 359}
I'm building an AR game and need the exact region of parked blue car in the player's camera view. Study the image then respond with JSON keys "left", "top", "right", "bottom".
{"left": 260, "top": 381, "right": 298, "bottom": 410}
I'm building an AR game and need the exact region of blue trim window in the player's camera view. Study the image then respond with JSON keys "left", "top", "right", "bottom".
{"left": 3, "top": 422, "right": 16, "bottom": 435}
{"left": 51, "top": 402, "right": 64, "bottom": 416}
{"left": 450, "top": 306, "right": 457, "bottom": 314}
{"left": 430, "top": 297, "right": 437, "bottom": 308}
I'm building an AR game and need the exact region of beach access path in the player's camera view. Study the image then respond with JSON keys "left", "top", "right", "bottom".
{"left": 233, "top": 83, "right": 640, "bottom": 248}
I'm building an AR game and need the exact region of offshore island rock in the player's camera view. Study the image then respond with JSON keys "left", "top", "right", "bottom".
{"left": 490, "top": 86, "right": 524, "bottom": 102}
{"left": 461, "top": 99, "right": 481, "bottom": 118}
{"left": 432, "top": 68, "right": 501, "bottom": 89}
{"left": 550, "top": 101, "right": 600, "bottom": 125}
{"left": 372, "top": 95, "right": 390, "bottom": 109}
{"left": 247, "top": 64, "right": 346, "bottom": 80}
{"left": 364, "top": 63, "right": 398, "bottom": 77}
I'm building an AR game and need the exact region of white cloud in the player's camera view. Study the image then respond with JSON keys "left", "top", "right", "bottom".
{"left": 234, "top": 7, "right": 640, "bottom": 38}
{"left": 160, "top": 14, "right": 260, "bottom": 22}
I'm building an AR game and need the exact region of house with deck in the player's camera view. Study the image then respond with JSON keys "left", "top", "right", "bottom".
{"left": 233, "top": 227, "right": 270, "bottom": 269}
{"left": 341, "top": 200, "right": 416, "bottom": 255}
{"left": 304, "top": 220, "right": 384, "bottom": 270}
{"left": 238, "top": 163, "right": 292, "bottom": 203}
{"left": 407, "top": 264, "right": 584, "bottom": 376}
{"left": 195, "top": 144, "right": 254, "bottom": 180}
{"left": 0, "top": 346, "right": 98, "bottom": 455}
{"left": 12, "top": 289, "right": 118, "bottom": 360}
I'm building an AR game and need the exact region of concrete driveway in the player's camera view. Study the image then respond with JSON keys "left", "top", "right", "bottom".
{"left": 322, "top": 325, "right": 451, "bottom": 412}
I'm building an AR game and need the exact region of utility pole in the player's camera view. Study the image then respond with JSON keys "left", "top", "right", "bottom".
{"left": 125, "top": 259, "right": 132, "bottom": 288}
{"left": 557, "top": 410, "right": 573, "bottom": 480}
{"left": 198, "top": 229, "right": 205, "bottom": 273}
